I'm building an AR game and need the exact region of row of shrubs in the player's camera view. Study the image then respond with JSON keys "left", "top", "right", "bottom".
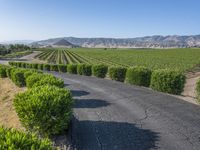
{"left": 0, "top": 64, "right": 73, "bottom": 149}
{"left": 8, "top": 61, "right": 186, "bottom": 95}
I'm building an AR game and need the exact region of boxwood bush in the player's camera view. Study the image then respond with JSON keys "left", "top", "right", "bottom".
{"left": 14, "top": 85, "right": 74, "bottom": 137}
{"left": 6, "top": 67, "right": 12, "bottom": 78}
{"left": 44, "top": 64, "right": 50, "bottom": 71}
{"left": 26, "top": 73, "right": 64, "bottom": 88}
{"left": 33, "top": 74, "right": 64, "bottom": 88}
{"left": 31, "top": 63, "right": 38, "bottom": 70}
{"left": 26, "top": 63, "right": 32, "bottom": 68}
{"left": 0, "top": 127, "right": 53, "bottom": 150}
{"left": 109, "top": 67, "right": 127, "bottom": 82}
{"left": 0, "top": 65, "right": 7, "bottom": 78}
{"left": 21, "top": 62, "right": 26, "bottom": 68}
{"left": 125, "top": 67, "right": 152, "bottom": 87}
{"left": 67, "top": 64, "right": 77, "bottom": 74}
{"left": 24, "top": 70, "right": 39, "bottom": 79}
{"left": 92, "top": 64, "right": 108, "bottom": 78}
{"left": 77, "top": 64, "right": 92, "bottom": 76}
{"left": 38, "top": 64, "right": 44, "bottom": 70}
{"left": 26, "top": 73, "right": 44, "bottom": 88}
{"left": 58, "top": 64, "right": 67, "bottom": 73}
{"left": 11, "top": 69, "right": 26, "bottom": 87}
{"left": 16, "top": 62, "right": 22, "bottom": 68}
{"left": 150, "top": 69, "right": 185, "bottom": 95}
{"left": 50, "top": 65, "right": 59, "bottom": 72}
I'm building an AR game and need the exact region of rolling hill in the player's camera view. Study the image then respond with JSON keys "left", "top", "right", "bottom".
{"left": 31, "top": 35, "right": 200, "bottom": 48}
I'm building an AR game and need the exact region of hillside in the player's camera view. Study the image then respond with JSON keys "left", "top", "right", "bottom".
{"left": 31, "top": 35, "right": 200, "bottom": 48}
{"left": 52, "top": 39, "right": 75, "bottom": 48}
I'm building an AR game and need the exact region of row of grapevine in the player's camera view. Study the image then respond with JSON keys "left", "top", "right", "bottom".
{"left": 35, "top": 49, "right": 132, "bottom": 66}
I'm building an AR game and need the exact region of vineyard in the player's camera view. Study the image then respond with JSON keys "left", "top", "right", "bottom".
{"left": 35, "top": 49, "right": 128, "bottom": 67}
{"left": 35, "top": 48, "right": 200, "bottom": 72}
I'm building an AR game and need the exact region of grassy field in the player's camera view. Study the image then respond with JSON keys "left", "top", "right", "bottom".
{"left": 35, "top": 48, "right": 200, "bottom": 72}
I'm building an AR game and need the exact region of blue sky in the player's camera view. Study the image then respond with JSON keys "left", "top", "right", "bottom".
{"left": 0, "top": 0, "right": 199, "bottom": 41}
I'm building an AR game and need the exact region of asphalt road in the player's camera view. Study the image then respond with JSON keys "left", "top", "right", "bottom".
{"left": 51, "top": 72, "right": 200, "bottom": 150}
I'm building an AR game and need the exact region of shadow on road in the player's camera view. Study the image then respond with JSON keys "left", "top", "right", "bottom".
{"left": 74, "top": 99, "right": 110, "bottom": 108}
{"left": 71, "top": 117, "right": 159, "bottom": 150}
{"left": 71, "top": 90, "right": 90, "bottom": 97}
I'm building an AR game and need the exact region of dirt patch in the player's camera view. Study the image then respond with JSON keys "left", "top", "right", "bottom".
{"left": 0, "top": 78, "right": 26, "bottom": 130}
{"left": 180, "top": 72, "right": 200, "bottom": 105}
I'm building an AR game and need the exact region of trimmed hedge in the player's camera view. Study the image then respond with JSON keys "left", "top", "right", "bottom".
{"left": 109, "top": 67, "right": 127, "bottom": 82}
{"left": 6, "top": 67, "right": 12, "bottom": 78}
{"left": 11, "top": 69, "right": 26, "bottom": 87}
{"left": 33, "top": 74, "right": 64, "bottom": 88}
{"left": 150, "top": 69, "right": 185, "bottom": 95}
{"left": 67, "top": 64, "right": 77, "bottom": 74}
{"left": 0, "top": 65, "right": 7, "bottom": 78}
{"left": 0, "top": 127, "right": 53, "bottom": 150}
{"left": 14, "top": 85, "right": 74, "bottom": 137}
{"left": 26, "top": 73, "right": 64, "bottom": 88}
{"left": 125, "top": 67, "right": 151, "bottom": 87}
{"left": 58, "top": 64, "right": 67, "bottom": 73}
{"left": 21, "top": 62, "right": 26, "bottom": 68}
{"left": 92, "top": 64, "right": 108, "bottom": 78}
{"left": 44, "top": 64, "right": 51, "bottom": 71}
{"left": 50, "top": 65, "right": 59, "bottom": 72}
{"left": 38, "top": 64, "right": 44, "bottom": 70}
{"left": 26, "top": 73, "right": 43, "bottom": 88}
{"left": 77, "top": 64, "right": 92, "bottom": 76}
{"left": 24, "top": 70, "right": 40, "bottom": 80}
{"left": 25, "top": 63, "right": 31, "bottom": 68}
{"left": 31, "top": 63, "right": 38, "bottom": 69}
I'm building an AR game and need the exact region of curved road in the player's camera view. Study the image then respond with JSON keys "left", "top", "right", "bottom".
{"left": 51, "top": 72, "right": 200, "bottom": 150}
{"left": 1, "top": 53, "right": 200, "bottom": 149}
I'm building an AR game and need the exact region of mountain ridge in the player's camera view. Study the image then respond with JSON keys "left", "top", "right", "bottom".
{"left": 31, "top": 34, "right": 200, "bottom": 48}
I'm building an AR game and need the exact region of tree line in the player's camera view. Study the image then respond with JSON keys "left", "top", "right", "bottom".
{"left": 0, "top": 44, "right": 31, "bottom": 55}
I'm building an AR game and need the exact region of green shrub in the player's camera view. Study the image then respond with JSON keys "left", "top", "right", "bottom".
{"left": 109, "top": 67, "right": 127, "bottom": 82}
{"left": 44, "top": 64, "right": 50, "bottom": 71}
{"left": 16, "top": 62, "right": 22, "bottom": 68}
{"left": 6, "top": 67, "right": 12, "bottom": 78}
{"left": 33, "top": 74, "right": 64, "bottom": 88}
{"left": 150, "top": 69, "right": 185, "bottom": 95}
{"left": 11, "top": 69, "right": 26, "bottom": 87}
{"left": 26, "top": 73, "right": 44, "bottom": 88}
{"left": 26, "top": 73, "right": 64, "bottom": 88}
{"left": 21, "top": 62, "right": 26, "bottom": 68}
{"left": 0, "top": 126, "right": 53, "bottom": 150}
{"left": 24, "top": 70, "right": 39, "bottom": 79}
{"left": 67, "top": 64, "right": 77, "bottom": 74}
{"left": 125, "top": 67, "right": 151, "bottom": 87}
{"left": 0, "top": 66, "right": 7, "bottom": 78}
{"left": 77, "top": 64, "right": 92, "bottom": 76}
{"left": 38, "top": 64, "right": 44, "bottom": 70}
{"left": 32, "top": 63, "right": 38, "bottom": 69}
{"left": 14, "top": 85, "right": 74, "bottom": 137}
{"left": 92, "top": 64, "right": 108, "bottom": 78}
{"left": 8, "top": 62, "right": 15, "bottom": 66}
{"left": 50, "top": 65, "right": 59, "bottom": 71}
{"left": 26, "top": 63, "right": 31, "bottom": 68}
{"left": 58, "top": 64, "right": 67, "bottom": 73}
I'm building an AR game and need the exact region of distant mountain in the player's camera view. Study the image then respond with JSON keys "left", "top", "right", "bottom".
{"left": 52, "top": 39, "right": 76, "bottom": 48}
{"left": 31, "top": 35, "right": 200, "bottom": 48}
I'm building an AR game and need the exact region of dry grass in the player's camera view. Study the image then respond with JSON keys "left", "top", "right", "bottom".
{"left": 0, "top": 78, "right": 26, "bottom": 130}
